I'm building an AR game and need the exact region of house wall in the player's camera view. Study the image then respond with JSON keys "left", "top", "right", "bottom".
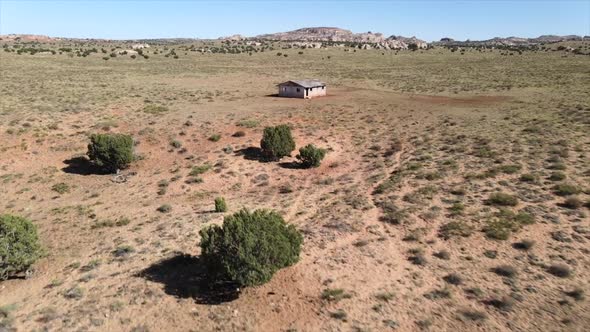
{"left": 278, "top": 85, "right": 305, "bottom": 98}
{"left": 278, "top": 85, "right": 327, "bottom": 99}
{"left": 306, "top": 86, "right": 327, "bottom": 98}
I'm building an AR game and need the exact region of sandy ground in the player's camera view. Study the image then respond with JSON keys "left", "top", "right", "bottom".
{"left": 1, "top": 46, "right": 589, "bottom": 332}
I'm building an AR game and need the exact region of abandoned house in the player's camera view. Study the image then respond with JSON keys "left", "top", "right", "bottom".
{"left": 277, "top": 80, "right": 327, "bottom": 99}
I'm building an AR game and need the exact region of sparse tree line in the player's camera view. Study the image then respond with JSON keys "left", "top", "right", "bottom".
{"left": 1, "top": 124, "right": 326, "bottom": 287}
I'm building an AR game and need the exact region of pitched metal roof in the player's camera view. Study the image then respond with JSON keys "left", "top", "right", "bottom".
{"left": 278, "top": 79, "right": 326, "bottom": 88}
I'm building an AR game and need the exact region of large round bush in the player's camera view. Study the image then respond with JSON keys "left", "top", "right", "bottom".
{"left": 260, "top": 125, "right": 296, "bottom": 161}
{"left": 0, "top": 214, "right": 42, "bottom": 280}
{"left": 87, "top": 133, "right": 134, "bottom": 173}
{"left": 199, "top": 209, "right": 303, "bottom": 286}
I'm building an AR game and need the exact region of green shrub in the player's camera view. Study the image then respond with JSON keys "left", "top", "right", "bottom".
{"left": 236, "top": 119, "right": 259, "bottom": 128}
{"left": 439, "top": 221, "right": 473, "bottom": 239}
{"left": 214, "top": 197, "right": 227, "bottom": 213}
{"left": 297, "top": 144, "right": 326, "bottom": 168}
{"left": 486, "top": 193, "right": 518, "bottom": 206}
{"left": 189, "top": 164, "right": 211, "bottom": 176}
{"left": 208, "top": 134, "right": 221, "bottom": 142}
{"left": 497, "top": 164, "right": 522, "bottom": 174}
{"left": 484, "top": 209, "right": 534, "bottom": 240}
{"left": 51, "top": 182, "right": 70, "bottom": 194}
{"left": 260, "top": 125, "right": 296, "bottom": 161}
{"left": 142, "top": 104, "right": 169, "bottom": 114}
{"left": 484, "top": 220, "right": 515, "bottom": 240}
{"left": 553, "top": 183, "right": 581, "bottom": 196}
{"left": 170, "top": 140, "right": 182, "bottom": 148}
{"left": 321, "top": 288, "right": 352, "bottom": 302}
{"left": 199, "top": 209, "right": 302, "bottom": 286}
{"left": 549, "top": 172, "right": 566, "bottom": 181}
{"left": 0, "top": 214, "right": 42, "bottom": 280}
{"left": 87, "top": 133, "right": 134, "bottom": 173}
{"left": 519, "top": 173, "right": 538, "bottom": 183}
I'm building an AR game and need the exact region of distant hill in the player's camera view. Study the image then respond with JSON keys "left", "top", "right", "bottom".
{"left": 223, "top": 27, "right": 428, "bottom": 50}
{"left": 433, "top": 35, "right": 588, "bottom": 46}
{"left": 0, "top": 34, "right": 61, "bottom": 42}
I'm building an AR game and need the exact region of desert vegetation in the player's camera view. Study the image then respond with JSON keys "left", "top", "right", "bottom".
{"left": 0, "top": 36, "right": 588, "bottom": 332}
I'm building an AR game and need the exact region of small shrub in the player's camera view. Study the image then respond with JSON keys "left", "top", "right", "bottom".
{"left": 512, "top": 239, "right": 535, "bottom": 250}
{"left": 449, "top": 187, "right": 466, "bottom": 195}
{"left": 423, "top": 287, "right": 452, "bottom": 300}
{"left": 189, "top": 164, "right": 211, "bottom": 176}
{"left": 439, "top": 221, "right": 473, "bottom": 239}
{"left": 260, "top": 125, "right": 296, "bottom": 161}
{"left": 236, "top": 119, "right": 259, "bottom": 128}
{"left": 443, "top": 273, "right": 463, "bottom": 285}
{"left": 0, "top": 214, "right": 42, "bottom": 280}
{"left": 484, "top": 209, "right": 534, "bottom": 241}
{"left": 296, "top": 144, "right": 327, "bottom": 168}
{"left": 493, "top": 265, "right": 518, "bottom": 278}
{"left": 214, "top": 197, "right": 227, "bottom": 213}
{"left": 483, "top": 297, "right": 514, "bottom": 312}
{"left": 564, "top": 287, "right": 585, "bottom": 301}
{"left": 447, "top": 202, "right": 465, "bottom": 216}
{"left": 113, "top": 245, "right": 135, "bottom": 258}
{"left": 483, "top": 250, "right": 497, "bottom": 259}
{"left": 321, "top": 288, "right": 352, "bottom": 302}
{"left": 433, "top": 250, "right": 451, "bottom": 260}
{"left": 562, "top": 196, "right": 583, "bottom": 209}
{"left": 169, "top": 140, "right": 182, "bottom": 148}
{"left": 375, "top": 292, "right": 395, "bottom": 302}
{"left": 199, "top": 209, "right": 302, "bottom": 286}
{"left": 232, "top": 131, "right": 246, "bottom": 137}
{"left": 497, "top": 164, "right": 521, "bottom": 174}
{"left": 553, "top": 183, "right": 581, "bottom": 196}
{"left": 63, "top": 286, "right": 84, "bottom": 299}
{"left": 461, "top": 310, "right": 487, "bottom": 321}
{"left": 484, "top": 219, "right": 514, "bottom": 240}
{"left": 87, "top": 133, "right": 134, "bottom": 173}
{"left": 519, "top": 173, "right": 538, "bottom": 183}
{"left": 409, "top": 253, "right": 427, "bottom": 266}
{"left": 51, "top": 182, "right": 70, "bottom": 194}
{"left": 547, "top": 264, "right": 572, "bottom": 278}
{"left": 487, "top": 192, "right": 518, "bottom": 206}
{"left": 329, "top": 309, "right": 347, "bottom": 320}
{"left": 157, "top": 204, "right": 172, "bottom": 213}
{"left": 208, "top": 134, "right": 221, "bottom": 142}
{"left": 548, "top": 162, "right": 566, "bottom": 170}
{"left": 548, "top": 171, "right": 566, "bottom": 181}
{"left": 142, "top": 104, "right": 169, "bottom": 114}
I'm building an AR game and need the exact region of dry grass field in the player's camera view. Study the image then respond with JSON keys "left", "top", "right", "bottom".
{"left": 1, "top": 41, "right": 589, "bottom": 331}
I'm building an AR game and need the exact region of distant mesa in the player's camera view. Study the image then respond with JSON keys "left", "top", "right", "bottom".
{"left": 0, "top": 34, "right": 60, "bottom": 42}
{"left": 434, "top": 34, "right": 586, "bottom": 46}
{"left": 221, "top": 27, "right": 429, "bottom": 50}
{"left": 219, "top": 34, "right": 246, "bottom": 41}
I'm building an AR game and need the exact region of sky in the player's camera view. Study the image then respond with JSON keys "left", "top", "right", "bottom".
{"left": 1, "top": 1, "right": 589, "bottom": 41}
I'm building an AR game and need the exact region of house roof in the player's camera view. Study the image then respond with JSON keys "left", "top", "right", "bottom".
{"left": 278, "top": 79, "right": 326, "bottom": 88}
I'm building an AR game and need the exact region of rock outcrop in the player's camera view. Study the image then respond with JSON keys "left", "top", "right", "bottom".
{"left": 252, "top": 27, "right": 427, "bottom": 49}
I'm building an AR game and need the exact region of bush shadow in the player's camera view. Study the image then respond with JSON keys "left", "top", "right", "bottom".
{"left": 138, "top": 253, "right": 240, "bottom": 305}
{"left": 234, "top": 147, "right": 266, "bottom": 162}
{"left": 62, "top": 156, "right": 104, "bottom": 175}
{"left": 278, "top": 161, "right": 304, "bottom": 169}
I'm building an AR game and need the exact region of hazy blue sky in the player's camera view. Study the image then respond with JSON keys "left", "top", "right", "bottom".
{"left": 1, "top": 1, "right": 589, "bottom": 41}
